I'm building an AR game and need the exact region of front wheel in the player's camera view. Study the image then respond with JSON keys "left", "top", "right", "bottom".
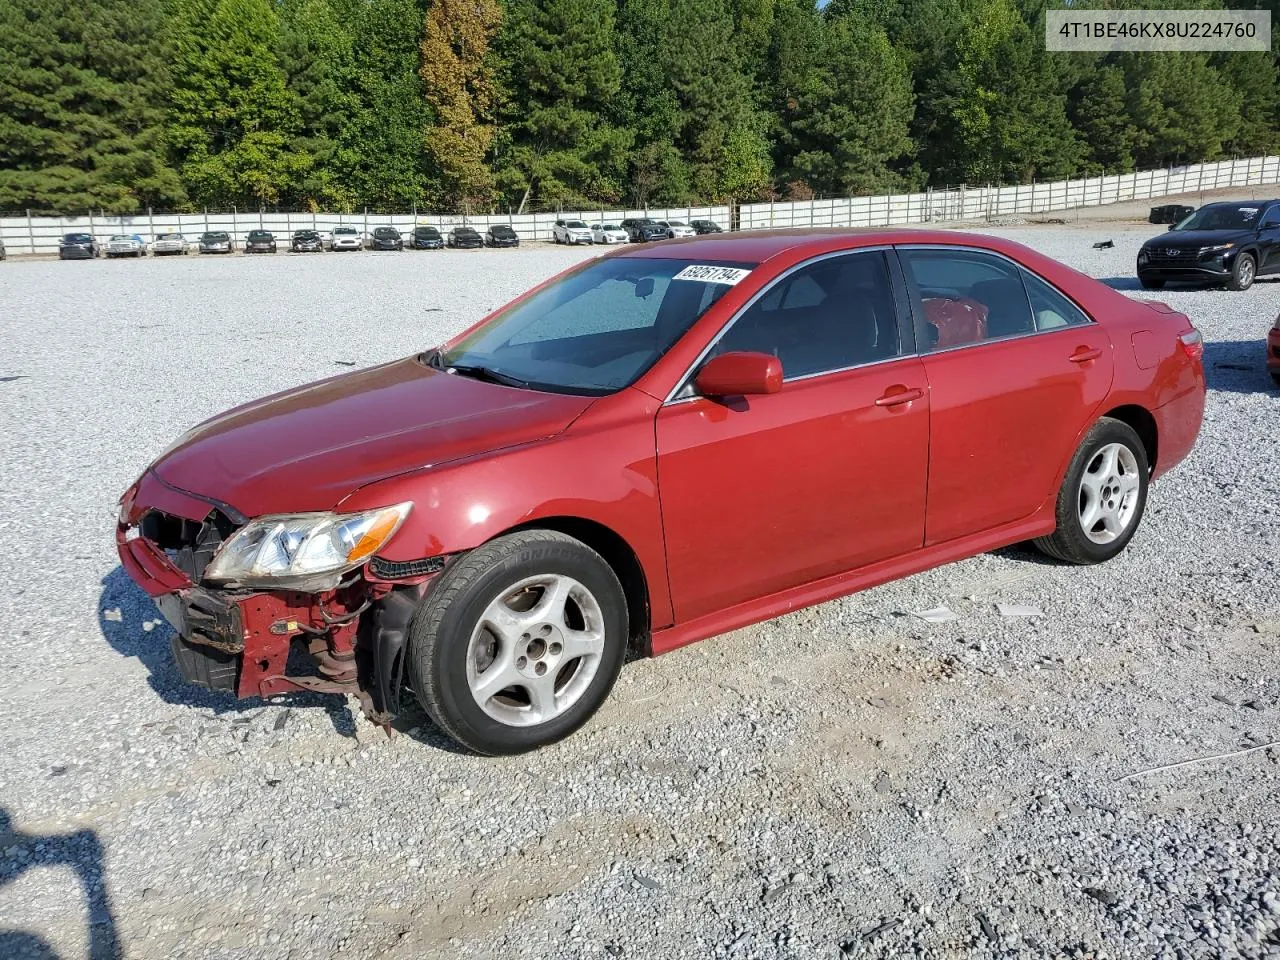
{"left": 407, "top": 530, "right": 628, "bottom": 755}
{"left": 1033, "top": 417, "right": 1149, "bottom": 565}
{"left": 1226, "top": 253, "right": 1256, "bottom": 291}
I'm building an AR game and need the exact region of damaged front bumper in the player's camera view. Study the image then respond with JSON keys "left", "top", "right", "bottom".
{"left": 117, "top": 472, "right": 441, "bottom": 726}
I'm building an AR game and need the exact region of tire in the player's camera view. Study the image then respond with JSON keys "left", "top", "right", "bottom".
{"left": 1033, "top": 417, "right": 1149, "bottom": 565}
{"left": 1139, "top": 276, "right": 1165, "bottom": 290}
{"left": 407, "top": 530, "right": 628, "bottom": 755}
{"left": 1271, "top": 372, "right": 1280, "bottom": 387}
{"left": 1226, "top": 252, "right": 1256, "bottom": 291}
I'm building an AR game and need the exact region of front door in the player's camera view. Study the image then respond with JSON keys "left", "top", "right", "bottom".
{"left": 655, "top": 250, "right": 930, "bottom": 623}
{"left": 897, "top": 247, "right": 1116, "bottom": 546}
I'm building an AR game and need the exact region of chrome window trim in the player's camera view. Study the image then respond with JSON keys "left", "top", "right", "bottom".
{"left": 662, "top": 245, "right": 900, "bottom": 404}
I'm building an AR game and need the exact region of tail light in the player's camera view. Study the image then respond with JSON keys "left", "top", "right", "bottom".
{"left": 1178, "top": 329, "right": 1204, "bottom": 362}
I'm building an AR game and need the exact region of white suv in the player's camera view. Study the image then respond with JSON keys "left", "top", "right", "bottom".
{"left": 331, "top": 226, "right": 363, "bottom": 251}
{"left": 659, "top": 220, "right": 696, "bottom": 239}
{"left": 553, "top": 219, "right": 593, "bottom": 245}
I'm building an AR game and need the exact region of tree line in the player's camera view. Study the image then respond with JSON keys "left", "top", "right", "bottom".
{"left": 0, "top": 0, "right": 1276, "bottom": 215}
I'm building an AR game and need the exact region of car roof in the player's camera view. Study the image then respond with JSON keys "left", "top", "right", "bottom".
{"left": 611, "top": 227, "right": 1051, "bottom": 264}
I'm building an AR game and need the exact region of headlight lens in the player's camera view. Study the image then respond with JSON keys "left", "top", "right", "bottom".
{"left": 1198, "top": 243, "right": 1234, "bottom": 255}
{"left": 205, "top": 503, "right": 412, "bottom": 585}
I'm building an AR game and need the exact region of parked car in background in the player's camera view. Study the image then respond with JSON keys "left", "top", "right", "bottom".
{"left": 197, "top": 232, "right": 234, "bottom": 254}
{"left": 59, "top": 233, "right": 100, "bottom": 260}
{"left": 412, "top": 226, "right": 445, "bottom": 250}
{"left": 150, "top": 233, "right": 190, "bottom": 256}
{"left": 553, "top": 219, "right": 594, "bottom": 245}
{"left": 0, "top": 237, "right": 5, "bottom": 260}
{"left": 367, "top": 227, "right": 404, "bottom": 251}
{"left": 622, "top": 218, "right": 667, "bottom": 242}
{"left": 1268, "top": 313, "right": 1280, "bottom": 385}
{"left": 659, "top": 220, "right": 697, "bottom": 239}
{"left": 331, "top": 226, "right": 363, "bottom": 251}
{"left": 116, "top": 229, "right": 1205, "bottom": 755}
{"left": 1137, "top": 199, "right": 1280, "bottom": 291}
{"left": 691, "top": 220, "right": 724, "bottom": 235}
{"left": 591, "top": 223, "right": 628, "bottom": 244}
{"left": 447, "top": 226, "right": 483, "bottom": 249}
{"left": 245, "top": 230, "right": 277, "bottom": 254}
{"left": 291, "top": 230, "right": 324, "bottom": 253}
{"left": 106, "top": 234, "right": 146, "bottom": 258}
{"left": 485, "top": 225, "right": 520, "bottom": 248}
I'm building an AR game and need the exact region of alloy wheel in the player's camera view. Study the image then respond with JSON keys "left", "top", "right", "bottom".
{"left": 1077, "top": 442, "right": 1141, "bottom": 544}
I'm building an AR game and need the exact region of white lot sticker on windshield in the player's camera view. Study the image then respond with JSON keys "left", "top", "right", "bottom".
{"left": 672, "top": 264, "right": 752, "bottom": 285}
{"left": 1240, "top": 207, "right": 1259, "bottom": 219}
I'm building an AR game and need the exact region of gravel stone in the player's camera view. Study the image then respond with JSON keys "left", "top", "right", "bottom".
{"left": 1, "top": 227, "right": 1279, "bottom": 959}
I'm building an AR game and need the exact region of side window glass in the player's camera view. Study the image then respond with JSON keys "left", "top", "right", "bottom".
{"left": 711, "top": 251, "right": 902, "bottom": 380}
{"left": 1021, "top": 270, "right": 1090, "bottom": 331}
{"left": 1261, "top": 206, "right": 1280, "bottom": 228}
{"left": 901, "top": 250, "right": 1035, "bottom": 350}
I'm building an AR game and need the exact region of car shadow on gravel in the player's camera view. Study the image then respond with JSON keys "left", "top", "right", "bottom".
{"left": 1101, "top": 275, "right": 1280, "bottom": 292}
{"left": 1203, "top": 340, "right": 1280, "bottom": 395}
{"left": 0, "top": 808, "right": 120, "bottom": 960}
{"left": 97, "top": 566, "right": 358, "bottom": 737}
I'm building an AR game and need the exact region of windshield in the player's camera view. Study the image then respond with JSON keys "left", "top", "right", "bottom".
{"left": 1173, "top": 205, "right": 1263, "bottom": 231}
{"left": 158, "top": 233, "right": 182, "bottom": 240}
{"left": 436, "top": 257, "right": 754, "bottom": 395}
{"left": 110, "top": 235, "right": 133, "bottom": 241}
{"left": 204, "top": 233, "right": 228, "bottom": 240}
{"left": 601, "top": 224, "right": 619, "bottom": 230}
{"left": 295, "top": 231, "right": 317, "bottom": 239}
{"left": 415, "top": 227, "right": 439, "bottom": 236}
{"left": 64, "top": 234, "right": 92, "bottom": 242}
{"left": 334, "top": 227, "right": 357, "bottom": 235}
{"left": 248, "top": 231, "right": 270, "bottom": 238}
{"left": 566, "top": 220, "right": 588, "bottom": 228}
{"left": 456, "top": 227, "right": 477, "bottom": 234}
{"left": 668, "top": 221, "right": 688, "bottom": 227}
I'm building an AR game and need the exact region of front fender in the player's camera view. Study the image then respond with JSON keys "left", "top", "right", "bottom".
{"left": 337, "top": 388, "right": 673, "bottom": 629}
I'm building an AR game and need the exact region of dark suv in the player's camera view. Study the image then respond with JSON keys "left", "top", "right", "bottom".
{"left": 245, "top": 230, "right": 276, "bottom": 254}
{"left": 411, "top": 226, "right": 444, "bottom": 250}
{"left": 621, "top": 218, "right": 667, "bottom": 242}
{"left": 59, "top": 233, "right": 100, "bottom": 260}
{"left": 485, "top": 225, "right": 519, "bottom": 248}
{"left": 291, "top": 230, "right": 323, "bottom": 253}
{"left": 1138, "top": 199, "right": 1280, "bottom": 291}
{"left": 369, "top": 227, "right": 404, "bottom": 251}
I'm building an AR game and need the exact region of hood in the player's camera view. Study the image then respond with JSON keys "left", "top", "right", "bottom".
{"left": 1145, "top": 228, "right": 1254, "bottom": 248}
{"left": 151, "top": 356, "right": 595, "bottom": 516}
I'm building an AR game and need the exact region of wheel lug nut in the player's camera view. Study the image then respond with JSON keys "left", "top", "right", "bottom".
{"left": 534, "top": 662, "right": 547, "bottom": 676}
{"left": 549, "top": 642, "right": 562, "bottom": 655}
{"left": 539, "top": 624, "right": 552, "bottom": 637}
{"left": 517, "top": 656, "right": 527, "bottom": 669}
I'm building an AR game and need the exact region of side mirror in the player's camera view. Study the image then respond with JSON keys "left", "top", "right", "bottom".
{"left": 694, "top": 351, "right": 783, "bottom": 398}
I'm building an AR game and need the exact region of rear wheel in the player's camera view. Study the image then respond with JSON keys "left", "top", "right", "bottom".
{"left": 1226, "top": 253, "right": 1256, "bottom": 291}
{"left": 1033, "top": 417, "right": 1149, "bottom": 565}
{"left": 407, "top": 530, "right": 628, "bottom": 755}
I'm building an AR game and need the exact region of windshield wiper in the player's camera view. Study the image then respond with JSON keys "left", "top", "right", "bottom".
{"left": 444, "top": 362, "right": 530, "bottom": 389}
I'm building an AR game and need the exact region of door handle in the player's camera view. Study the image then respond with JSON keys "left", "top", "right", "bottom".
{"left": 1068, "top": 347, "right": 1103, "bottom": 364}
{"left": 875, "top": 386, "right": 925, "bottom": 407}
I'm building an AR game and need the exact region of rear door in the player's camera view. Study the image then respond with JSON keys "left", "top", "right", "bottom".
{"left": 897, "top": 247, "right": 1115, "bottom": 546}
{"left": 1258, "top": 204, "right": 1280, "bottom": 273}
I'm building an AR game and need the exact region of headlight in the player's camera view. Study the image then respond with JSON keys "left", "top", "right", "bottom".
{"left": 1198, "top": 243, "right": 1234, "bottom": 255}
{"left": 1137, "top": 250, "right": 1149, "bottom": 263}
{"left": 204, "top": 503, "right": 412, "bottom": 587}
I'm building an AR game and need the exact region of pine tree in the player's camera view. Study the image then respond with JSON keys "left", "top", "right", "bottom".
{"left": 1216, "top": 52, "right": 1280, "bottom": 157}
{"left": 1070, "top": 62, "right": 1138, "bottom": 174}
{"left": 495, "top": 0, "right": 632, "bottom": 208}
{"left": 421, "top": 0, "right": 502, "bottom": 208}
{"left": 278, "top": 0, "right": 359, "bottom": 209}
{"left": 1121, "top": 53, "right": 1241, "bottom": 168}
{"left": 0, "top": 0, "right": 183, "bottom": 213}
{"left": 782, "top": 10, "right": 914, "bottom": 195}
{"left": 166, "top": 0, "right": 304, "bottom": 206}
{"left": 344, "top": 0, "right": 432, "bottom": 209}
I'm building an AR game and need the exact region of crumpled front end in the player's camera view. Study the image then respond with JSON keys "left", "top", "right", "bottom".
{"left": 117, "top": 471, "right": 442, "bottom": 727}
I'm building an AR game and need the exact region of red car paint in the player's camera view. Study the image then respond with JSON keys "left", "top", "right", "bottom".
{"left": 117, "top": 229, "right": 1206, "bottom": 718}
{"left": 1268, "top": 314, "right": 1280, "bottom": 381}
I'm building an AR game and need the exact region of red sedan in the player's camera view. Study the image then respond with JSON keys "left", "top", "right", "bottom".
{"left": 117, "top": 230, "right": 1206, "bottom": 754}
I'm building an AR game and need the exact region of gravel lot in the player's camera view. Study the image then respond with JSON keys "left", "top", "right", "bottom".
{"left": 1, "top": 226, "right": 1278, "bottom": 960}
